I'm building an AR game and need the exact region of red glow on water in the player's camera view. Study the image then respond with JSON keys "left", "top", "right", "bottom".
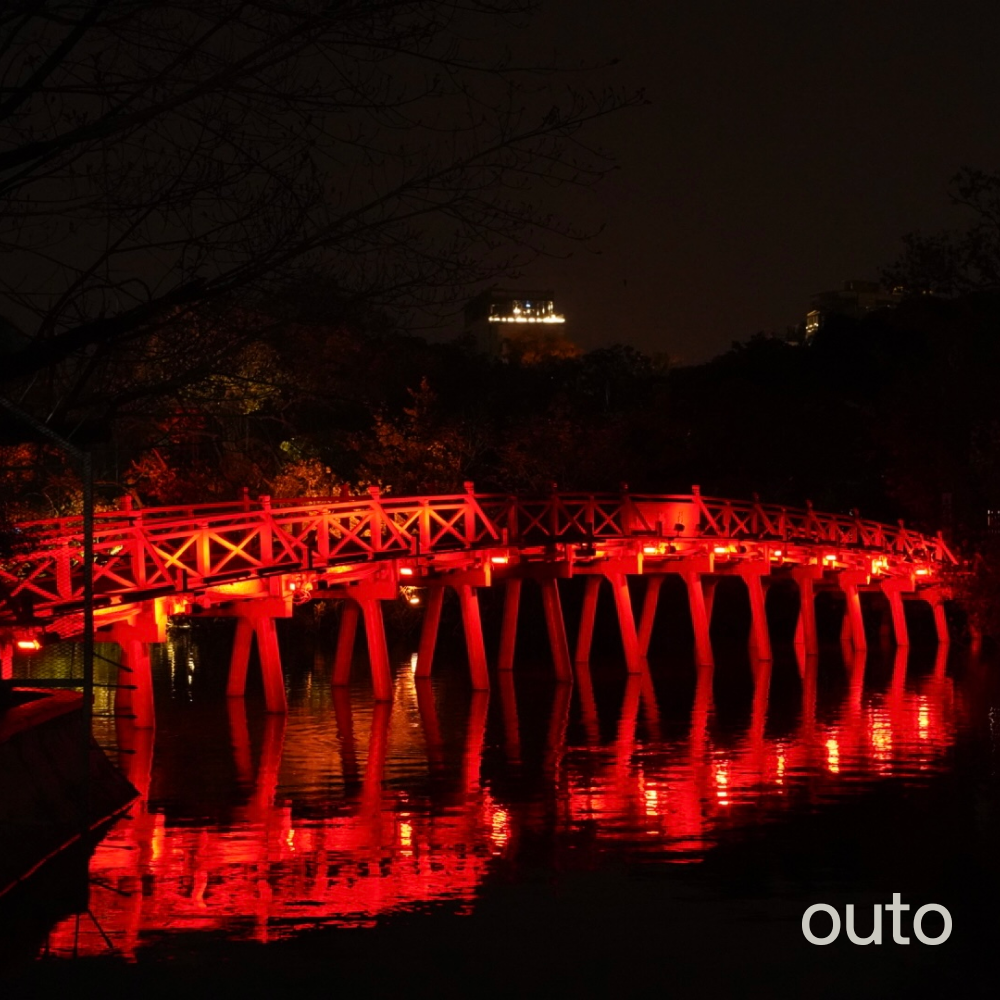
{"left": 45, "top": 647, "right": 958, "bottom": 958}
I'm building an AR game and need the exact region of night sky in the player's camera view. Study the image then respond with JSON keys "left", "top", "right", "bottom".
{"left": 510, "top": 1, "right": 1000, "bottom": 362}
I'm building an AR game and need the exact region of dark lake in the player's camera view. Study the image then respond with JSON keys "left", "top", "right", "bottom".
{"left": 3, "top": 599, "right": 999, "bottom": 998}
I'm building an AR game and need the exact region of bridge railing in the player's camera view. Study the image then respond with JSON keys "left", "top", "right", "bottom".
{"left": 0, "top": 488, "right": 958, "bottom": 620}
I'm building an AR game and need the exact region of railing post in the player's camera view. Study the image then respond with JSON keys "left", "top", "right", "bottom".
{"left": 196, "top": 520, "right": 211, "bottom": 577}
{"left": 691, "top": 484, "right": 703, "bottom": 534}
{"left": 464, "top": 481, "right": 477, "bottom": 546}
{"left": 620, "top": 482, "right": 633, "bottom": 536}
{"left": 131, "top": 504, "right": 147, "bottom": 588}
{"left": 259, "top": 495, "right": 273, "bottom": 564}
{"left": 420, "top": 500, "right": 431, "bottom": 553}
{"left": 507, "top": 495, "right": 519, "bottom": 545}
{"left": 368, "top": 486, "right": 383, "bottom": 555}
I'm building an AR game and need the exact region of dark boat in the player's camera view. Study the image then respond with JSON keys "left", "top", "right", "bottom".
{"left": 0, "top": 686, "right": 137, "bottom": 899}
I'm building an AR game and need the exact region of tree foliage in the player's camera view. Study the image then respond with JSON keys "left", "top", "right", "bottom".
{"left": 882, "top": 167, "right": 1000, "bottom": 295}
{"left": 0, "top": 0, "right": 637, "bottom": 415}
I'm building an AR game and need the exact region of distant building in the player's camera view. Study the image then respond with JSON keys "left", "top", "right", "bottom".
{"left": 463, "top": 288, "right": 567, "bottom": 356}
{"left": 804, "top": 280, "right": 901, "bottom": 338}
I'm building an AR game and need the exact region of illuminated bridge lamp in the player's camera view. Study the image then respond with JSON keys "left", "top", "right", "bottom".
{"left": 490, "top": 555, "right": 509, "bottom": 565}
{"left": 16, "top": 637, "right": 42, "bottom": 652}
{"left": 399, "top": 567, "right": 414, "bottom": 576}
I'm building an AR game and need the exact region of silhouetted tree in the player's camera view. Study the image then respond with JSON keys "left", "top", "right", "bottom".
{"left": 882, "top": 167, "right": 1000, "bottom": 295}
{"left": 0, "top": 1, "right": 638, "bottom": 422}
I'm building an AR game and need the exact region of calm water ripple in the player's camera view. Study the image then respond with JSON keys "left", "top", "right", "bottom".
{"left": 12, "top": 629, "right": 995, "bottom": 965}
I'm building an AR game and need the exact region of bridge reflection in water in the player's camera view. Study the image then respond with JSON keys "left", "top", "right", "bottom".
{"left": 42, "top": 642, "right": 958, "bottom": 959}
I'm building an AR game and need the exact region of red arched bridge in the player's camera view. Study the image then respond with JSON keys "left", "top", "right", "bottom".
{"left": 0, "top": 486, "right": 957, "bottom": 727}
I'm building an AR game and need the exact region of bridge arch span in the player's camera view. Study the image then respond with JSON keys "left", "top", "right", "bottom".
{"left": 0, "top": 487, "right": 958, "bottom": 727}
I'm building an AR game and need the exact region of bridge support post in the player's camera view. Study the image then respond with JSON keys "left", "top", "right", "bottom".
{"left": 879, "top": 579, "right": 911, "bottom": 648}
{"left": 358, "top": 597, "right": 392, "bottom": 701}
{"left": 415, "top": 586, "right": 444, "bottom": 678}
{"left": 741, "top": 565, "right": 772, "bottom": 662}
{"left": 117, "top": 638, "right": 155, "bottom": 729}
{"left": 105, "top": 608, "right": 164, "bottom": 729}
{"left": 703, "top": 578, "right": 718, "bottom": 631}
{"left": 456, "top": 584, "right": 490, "bottom": 690}
{"left": 539, "top": 579, "right": 573, "bottom": 682}
{"left": 227, "top": 617, "right": 255, "bottom": 697}
{"left": 253, "top": 616, "right": 288, "bottom": 713}
{"left": 574, "top": 575, "right": 601, "bottom": 666}
{"left": 679, "top": 565, "right": 714, "bottom": 667}
{"left": 923, "top": 590, "right": 950, "bottom": 645}
{"left": 498, "top": 579, "right": 521, "bottom": 672}
{"left": 605, "top": 571, "right": 643, "bottom": 674}
{"left": 332, "top": 600, "right": 361, "bottom": 685}
{"left": 791, "top": 567, "right": 821, "bottom": 655}
{"left": 1, "top": 643, "right": 11, "bottom": 680}
{"left": 637, "top": 576, "right": 663, "bottom": 658}
{"left": 838, "top": 571, "right": 868, "bottom": 653}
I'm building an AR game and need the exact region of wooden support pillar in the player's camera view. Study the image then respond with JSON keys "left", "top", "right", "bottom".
{"left": 792, "top": 569, "right": 820, "bottom": 656}
{"left": 881, "top": 582, "right": 910, "bottom": 648}
{"left": 539, "top": 578, "right": 573, "bottom": 682}
{"left": 456, "top": 584, "right": 490, "bottom": 690}
{"left": 839, "top": 605, "right": 852, "bottom": 648}
{"left": 574, "top": 575, "right": 601, "bottom": 666}
{"left": 227, "top": 617, "right": 255, "bottom": 697}
{"left": 332, "top": 599, "right": 360, "bottom": 685}
{"left": 703, "top": 578, "right": 718, "bottom": 629}
{"left": 743, "top": 568, "right": 772, "bottom": 662}
{"left": 120, "top": 638, "right": 155, "bottom": 729}
{"left": 606, "top": 571, "right": 642, "bottom": 674}
{"left": 415, "top": 586, "right": 444, "bottom": 678}
{"left": 681, "top": 570, "right": 714, "bottom": 667}
{"left": 254, "top": 616, "right": 287, "bottom": 713}
{"left": 637, "top": 576, "right": 663, "bottom": 658}
{"left": 838, "top": 572, "right": 867, "bottom": 653}
{"left": 497, "top": 579, "right": 521, "bottom": 672}
{"left": 359, "top": 597, "right": 392, "bottom": 702}
{"left": 929, "top": 596, "right": 950, "bottom": 645}
{"left": 1, "top": 643, "right": 12, "bottom": 680}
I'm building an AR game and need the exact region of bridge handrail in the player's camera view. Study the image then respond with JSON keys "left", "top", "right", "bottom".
{"left": 0, "top": 488, "right": 958, "bottom": 621}
{"left": 5, "top": 489, "right": 957, "bottom": 560}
